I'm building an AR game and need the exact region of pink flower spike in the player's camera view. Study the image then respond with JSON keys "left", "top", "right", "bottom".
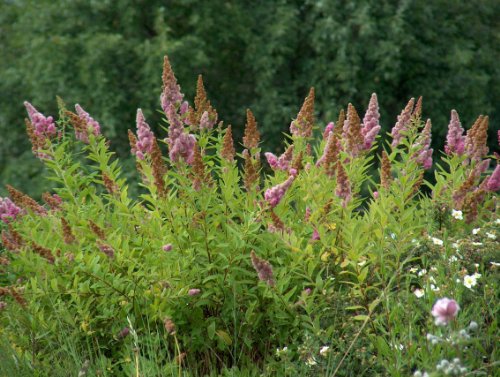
{"left": 75, "top": 104, "right": 101, "bottom": 142}
{"left": 134, "top": 109, "right": 155, "bottom": 159}
{"left": 445, "top": 110, "right": 465, "bottom": 155}
{"left": 311, "top": 228, "right": 320, "bottom": 241}
{"left": 486, "top": 165, "right": 500, "bottom": 192}
{"left": 0, "top": 197, "right": 22, "bottom": 224}
{"left": 162, "top": 244, "right": 173, "bottom": 252}
{"left": 391, "top": 98, "right": 415, "bottom": 147}
{"left": 431, "top": 298, "right": 459, "bottom": 326}
{"left": 188, "top": 288, "right": 201, "bottom": 296}
{"left": 264, "top": 173, "right": 296, "bottom": 208}
{"left": 24, "top": 101, "right": 57, "bottom": 138}
{"left": 361, "top": 93, "right": 381, "bottom": 149}
{"left": 323, "top": 122, "right": 334, "bottom": 139}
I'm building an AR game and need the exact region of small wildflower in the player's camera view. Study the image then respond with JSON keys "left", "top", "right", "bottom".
{"left": 451, "top": 242, "right": 460, "bottom": 250}
{"left": 305, "top": 356, "right": 317, "bottom": 366}
{"left": 162, "top": 244, "right": 173, "bottom": 252}
{"left": 463, "top": 274, "right": 478, "bottom": 289}
{"left": 276, "top": 347, "right": 288, "bottom": 357}
{"left": 409, "top": 266, "right": 419, "bottom": 273}
{"left": 468, "top": 321, "right": 478, "bottom": 331}
{"left": 430, "top": 284, "right": 440, "bottom": 292}
{"left": 449, "top": 255, "right": 458, "bottom": 263}
{"left": 490, "top": 262, "right": 500, "bottom": 267}
{"left": 430, "top": 237, "right": 443, "bottom": 246}
{"left": 486, "top": 232, "right": 496, "bottom": 240}
{"left": 451, "top": 209, "right": 463, "bottom": 220}
{"left": 414, "top": 288, "right": 425, "bottom": 298}
{"left": 250, "top": 250, "right": 275, "bottom": 286}
{"left": 0, "top": 301, "right": 7, "bottom": 310}
{"left": 431, "top": 298, "right": 459, "bottom": 326}
{"left": 418, "top": 269, "right": 427, "bottom": 277}
{"left": 319, "top": 346, "right": 330, "bottom": 356}
{"left": 188, "top": 288, "right": 201, "bottom": 296}
{"left": 472, "top": 228, "right": 480, "bottom": 235}
{"left": 117, "top": 327, "right": 130, "bottom": 339}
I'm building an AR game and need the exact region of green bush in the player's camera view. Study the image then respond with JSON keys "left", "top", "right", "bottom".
{"left": 0, "top": 57, "right": 498, "bottom": 377}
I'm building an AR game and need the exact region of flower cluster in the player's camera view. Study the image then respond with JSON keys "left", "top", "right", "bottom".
{"left": 264, "top": 169, "right": 297, "bottom": 208}
{"left": 0, "top": 197, "right": 21, "bottom": 224}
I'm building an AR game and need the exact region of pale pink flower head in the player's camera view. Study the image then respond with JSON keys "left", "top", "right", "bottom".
{"left": 24, "top": 101, "right": 57, "bottom": 138}
{"left": 75, "top": 104, "right": 101, "bottom": 142}
{"left": 134, "top": 109, "right": 155, "bottom": 160}
{"left": 323, "top": 122, "right": 334, "bottom": 139}
{"left": 264, "top": 172, "right": 296, "bottom": 208}
{"left": 188, "top": 288, "right": 201, "bottom": 296}
{"left": 431, "top": 298, "right": 459, "bottom": 326}
{"left": 311, "top": 228, "right": 320, "bottom": 241}
{"left": 486, "top": 165, "right": 500, "bottom": 192}
{"left": 444, "top": 110, "right": 465, "bottom": 155}
{"left": 361, "top": 93, "right": 381, "bottom": 149}
{"left": 0, "top": 197, "right": 21, "bottom": 224}
{"left": 162, "top": 244, "right": 173, "bottom": 252}
{"left": 391, "top": 98, "right": 415, "bottom": 147}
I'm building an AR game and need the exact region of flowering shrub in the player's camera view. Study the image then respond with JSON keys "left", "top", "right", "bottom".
{"left": 0, "top": 56, "right": 498, "bottom": 376}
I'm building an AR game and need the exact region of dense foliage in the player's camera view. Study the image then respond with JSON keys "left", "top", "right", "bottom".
{"left": 0, "top": 57, "right": 498, "bottom": 376}
{"left": 1, "top": 0, "right": 499, "bottom": 198}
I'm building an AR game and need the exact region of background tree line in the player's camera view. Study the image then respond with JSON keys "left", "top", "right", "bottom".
{"left": 1, "top": 0, "right": 499, "bottom": 197}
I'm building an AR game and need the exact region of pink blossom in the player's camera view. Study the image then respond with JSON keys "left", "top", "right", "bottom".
{"left": 24, "top": 101, "right": 57, "bottom": 138}
{"left": 75, "top": 104, "right": 101, "bottom": 142}
{"left": 265, "top": 146, "right": 294, "bottom": 171}
{"left": 311, "top": 229, "right": 320, "bottom": 241}
{"left": 250, "top": 250, "right": 275, "bottom": 286}
{"left": 264, "top": 173, "right": 296, "bottom": 208}
{"left": 188, "top": 288, "right": 201, "bottom": 296}
{"left": 162, "top": 244, "right": 173, "bottom": 252}
{"left": 304, "top": 207, "right": 311, "bottom": 222}
{"left": 445, "top": 110, "right": 465, "bottom": 155}
{"left": 303, "top": 288, "right": 312, "bottom": 296}
{"left": 413, "top": 119, "right": 433, "bottom": 169}
{"left": 373, "top": 191, "right": 379, "bottom": 199}
{"left": 0, "top": 197, "right": 21, "bottom": 224}
{"left": 323, "top": 122, "right": 334, "bottom": 139}
{"left": 117, "top": 327, "right": 130, "bottom": 339}
{"left": 486, "top": 165, "right": 500, "bottom": 192}
{"left": 134, "top": 109, "right": 155, "bottom": 160}
{"left": 335, "top": 164, "right": 351, "bottom": 207}
{"left": 361, "top": 93, "right": 381, "bottom": 149}
{"left": 165, "top": 103, "right": 196, "bottom": 164}
{"left": 391, "top": 98, "right": 415, "bottom": 147}
{"left": 431, "top": 298, "right": 459, "bottom": 326}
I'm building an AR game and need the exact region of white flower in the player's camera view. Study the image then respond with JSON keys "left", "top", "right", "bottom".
{"left": 357, "top": 259, "right": 367, "bottom": 267}
{"left": 414, "top": 288, "right": 425, "bottom": 298}
{"left": 463, "top": 274, "right": 477, "bottom": 289}
{"left": 390, "top": 233, "right": 396, "bottom": 240}
{"left": 451, "top": 242, "right": 460, "bottom": 250}
{"left": 391, "top": 343, "right": 404, "bottom": 350}
{"left": 472, "top": 242, "right": 483, "bottom": 246}
{"left": 491, "top": 262, "right": 500, "bottom": 267}
{"left": 319, "top": 346, "right": 330, "bottom": 356}
{"left": 430, "top": 266, "right": 438, "bottom": 272}
{"left": 431, "top": 237, "right": 443, "bottom": 246}
{"left": 306, "top": 356, "right": 317, "bottom": 366}
{"left": 409, "top": 267, "right": 419, "bottom": 273}
{"left": 430, "top": 284, "right": 440, "bottom": 292}
{"left": 472, "top": 228, "right": 480, "bottom": 235}
{"left": 496, "top": 219, "right": 500, "bottom": 225}
{"left": 418, "top": 269, "right": 427, "bottom": 277}
{"left": 449, "top": 255, "right": 458, "bottom": 263}
{"left": 429, "top": 276, "right": 436, "bottom": 284}
{"left": 451, "top": 209, "right": 463, "bottom": 220}
{"left": 473, "top": 272, "right": 481, "bottom": 279}
{"left": 276, "top": 347, "right": 288, "bottom": 356}
{"left": 486, "top": 232, "right": 496, "bottom": 240}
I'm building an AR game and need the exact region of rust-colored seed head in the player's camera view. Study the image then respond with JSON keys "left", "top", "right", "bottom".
{"left": 65, "top": 110, "right": 87, "bottom": 134}
{"left": 25, "top": 118, "right": 45, "bottom": 153}
{"left": 97, "top": 241, "right": 115, "bottom": 258}
{"left": 164, "top": 317, "right": 176, "bottom": 335}
{"left": 193, "top": 75, "right": 217, "bottom": 126}
{"left": 9, "top": 287, "right": 27, "bottom": 307}
{"left": 413, "top": 96, "right": 423, "bottom": 119}
{"left": 323, "top": 133, "right": 340, "bottom": 177}
{"left": 291, "top": 87, "right": 315, "bottom": 138}
{"left": 291, "top": 151, "right": 304, "bottom": 172}
{"left": 409, "top": 171, "right": 424, "bottom": 199}
{"left": 333, "top": 109, "right": 345, "bottom": 138}
{"left": 250, "top": 250, "right": 275, "bottom": 286}
{"left": 162, "top": 56, "right": 177, "bottom": 91}
{"left": 243, "top": 109, "right": 260, "bottom": 149}
{"left": 151, "top": 138, "right": 168, "bottom": 198}
{"left": 463, "top": 188, "right": 486, "bottom": 224}
{"left": 380, "top": 151, "right": 392, "bottom": 190}
{"left": 269, "top": 209, "right": 285, "bottom": 232}
{"left": 452, "top": 169, "right": 479, "bottom": 209}
{"left": 464, "top": 115, "right": 489, "bottom": 161}
{"left": 243, "top": 149, "right": 260, "bottom": 191}
{"left": 128, "top": 129, "right": 138, "bottom": 153}
{"left": 61, "top": 217, "right": 76, "bottom": 244}
{"left": 2, "top": 226, "right": 24, "bottom": 252}
{"left": 88, "top": 220, "right": 106, "bottom": 240}
{"left": 42, "top": 192, "right": 63, "bottom": 211}
{"left": 6, "top": 185, "right": 47, "bottom": 215}
{"left": 31, "top": 242, "right": 55, "bottom": 264}
{"left": 221, "top": 125, "right": 236, "bottom": 162}
{"left": 191, "top": 143, "right": 212, "bottom": 190}
{"left": 344, "top": 103, "right": 363, "bottom": 155}
{"left": 102, "top": 172, "right": 119, "bottom": 195}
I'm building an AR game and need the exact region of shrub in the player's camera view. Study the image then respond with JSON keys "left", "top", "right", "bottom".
{"left": 0, "top": 56, "right": 498, "bottom": 376}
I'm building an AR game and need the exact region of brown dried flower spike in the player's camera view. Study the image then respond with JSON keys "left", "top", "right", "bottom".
{"left": 380, "top": 151, "right": 392, "bottom": 190}
{"left": 6, "top": 185, "right": 47, "bottom": 215}
{"left": 221, "top": 125, "right": 236, "bottom": 162}
{"left": 290, "top": 87, "right": 315, "bottom": 138}
{"left": 243, "top": 109, "right": 260, "bottom": 149}
{"left": 250, "top": 250, "right": 275, "bottom": 287}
